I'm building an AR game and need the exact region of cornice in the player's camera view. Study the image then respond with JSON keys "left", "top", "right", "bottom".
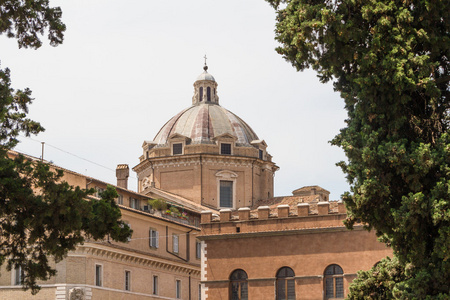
{"left": 198, "top": 225, "right": 365, "bottom": 241}
{"left": 71, "top": 243, "right": 200, "bottom": 276}
{"left": 142, "top": 154, "right": 277, "bottom": 170}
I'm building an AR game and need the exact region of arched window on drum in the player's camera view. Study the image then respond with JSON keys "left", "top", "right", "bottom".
{"left": 207, "top": 86, "right": 211, "bottom": 101}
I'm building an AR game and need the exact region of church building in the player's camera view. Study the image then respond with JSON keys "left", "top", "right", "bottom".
{"left": 133, "top": 64, "right": 278, "bottom": 210}
{"left": 0, "top": 64, "right": 391, "bottom": 300}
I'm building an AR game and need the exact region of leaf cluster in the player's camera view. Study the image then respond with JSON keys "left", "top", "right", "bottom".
{"left": 266, "top": 0, "right": 449, "bottom": 297}
{"left": 0, "top": 0, "right": 66, "bottom": 49}
{"left": 149, "top": 198, "right": 168, "bottom": 211}
{"left": 0, "top": 149, "right": 132, "bottom": 294}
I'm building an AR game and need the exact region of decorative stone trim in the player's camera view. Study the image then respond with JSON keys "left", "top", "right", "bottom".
{"left": 71, "top": 244, "right": 200, "bottom": 276}
{"left": 200, "top": 241, "right": 209, "bottom": 299}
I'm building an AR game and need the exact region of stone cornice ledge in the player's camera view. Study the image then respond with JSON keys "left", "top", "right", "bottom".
{"left": 199, "top": 225, "right": 365, "bottom": 240}
{"left": 71, "top": 243, "right": 200, "bottom": 276}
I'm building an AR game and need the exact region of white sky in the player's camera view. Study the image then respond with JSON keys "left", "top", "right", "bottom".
{"left": 2, "top": 0, "right": 350, "bottom": 200}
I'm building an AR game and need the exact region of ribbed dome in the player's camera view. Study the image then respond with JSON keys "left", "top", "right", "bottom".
{"left": 153, "top": 102, "right": 259, "bottom": 146}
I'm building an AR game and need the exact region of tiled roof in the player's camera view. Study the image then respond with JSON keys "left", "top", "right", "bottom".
{"left": 153, "top": 102, "right": 259, "bottom": 146}
{"left": 143, "top": 186, "right": 219, "bottom": 214}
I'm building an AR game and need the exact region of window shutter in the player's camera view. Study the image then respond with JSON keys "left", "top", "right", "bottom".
{"left": 173, "top": 235, "right": 179, "bottom": 253}
{"left": 156, "top": 231, "right": 159, "bottom": 248}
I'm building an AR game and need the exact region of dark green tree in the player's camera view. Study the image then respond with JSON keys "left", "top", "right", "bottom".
{"left": 265, "top": 0, "right": 449, "bottom": 298}
{"left": 0, "top": 0, "right": 131, "bottom": 294}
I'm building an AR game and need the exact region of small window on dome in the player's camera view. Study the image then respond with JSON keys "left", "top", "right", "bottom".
{"left": 207, "top": 87, "right": 211, "bottom": 101}
{"left": 199, "top": 87, "right": 203, "bottom": 102}
{"left": 173, "top": 143, "right": 183, "bottom": 155}
{"left": 221, "top": 143, "right": 231, "bottom": 155}
{"left": 259, "top": 149, "right": 263, "bottom": 160}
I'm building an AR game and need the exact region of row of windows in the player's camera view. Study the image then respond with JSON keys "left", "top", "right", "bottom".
{"left": 171, "top": 142, "right": 266, "bottom": 158}
{"left": 230, "top": 265, "right": 344, "bottom": 300}
{"left": 148, "top": 228, "right": 201, "bottom": 259}
{"left": 14, "top": 264, "right": 196, "bottom": 299}
{"left": 172, "top": 142, "right": 233, "bottom": 156}
{"left": 198, "top": 86, "right": 215, "bottom": 102}
{"left": 95, "top": 265, "right": 183, "bottom": 298}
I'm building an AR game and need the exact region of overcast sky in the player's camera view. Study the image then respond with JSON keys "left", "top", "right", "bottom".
{"left": 2, "top": 0, "right": 350, "bottom": 200}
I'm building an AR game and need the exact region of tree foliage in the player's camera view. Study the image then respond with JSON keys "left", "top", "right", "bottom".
{"left": 0, "top": 0, "right": 131, "bottom": 294}
{"left": 0, "top": 0, "right": 66, "bottom": 49}
{"left": 266, "top": 0, "right": 449, "bottom": 298}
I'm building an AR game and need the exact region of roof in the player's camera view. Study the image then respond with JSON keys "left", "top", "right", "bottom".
{"left": 292, "top": 185, "right": 330, "bottom": 195}
{"left": 153, "top": 102, "right": 259, "bottom": 146}
{"left": 196, "top": 70, "right": 215, "bottom": 81}
{"left": 143, "top": 186, "right": 219, "bottom": 214}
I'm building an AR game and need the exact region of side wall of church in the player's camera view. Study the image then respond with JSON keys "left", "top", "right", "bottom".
{"left": 202, "top": 229, "right": 390, "bottom": 300}
{"left": 200, "top": 206, "right": 392, "bottom": 300}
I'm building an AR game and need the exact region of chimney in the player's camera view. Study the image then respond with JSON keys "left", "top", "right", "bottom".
{"left": 116, "top": 164, "right": 129, "bottom": 189}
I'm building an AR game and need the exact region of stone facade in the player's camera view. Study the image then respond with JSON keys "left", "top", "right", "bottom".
{"left": 0, "top": 151, "right": 202, "bottom": 300}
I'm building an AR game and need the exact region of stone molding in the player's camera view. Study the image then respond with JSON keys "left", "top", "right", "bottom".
{"left": 135, "top": 153, "right": 278, "bottom": 172}
{"left": 71, "top": 243, "right": 200, "bottom": 276}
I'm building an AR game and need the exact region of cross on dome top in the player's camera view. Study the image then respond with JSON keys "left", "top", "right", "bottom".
{"left": 204, "top": 54, "right": 208, "bottom": 71}
{"left": 192, "top": 58, "right": 219, "bottom": 105}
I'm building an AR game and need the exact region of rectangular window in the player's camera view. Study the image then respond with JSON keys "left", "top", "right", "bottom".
{"left": 259, "top": 149, "right": 263, "bottom": 160}
{"left": 125, "top": 270, "right": 131, "bottom": 291}
{"left": 95, "top": 265, "right": 102, "bottom": 287}
{"left": 95, "top": 187, "right": 105, "bottom": 198}
{"left": 149, "top": 229, "right": 159, "bottom": 248}
{"left": 176, "top": 280, "right": 181, "bottom": 299}
{"left": 220, "top": 143, "right": 231, "bottom": 155}
{"left": 196, "top": 241, "right": 201, "bottom": 259}
{"left": 130, "top": 198, "right": 140, "bottom": 209}
{"left": 173, "top": 234, "right": 179, "bottom": 253}
{"left": 13, "top": 265, "right": 22, "bottom": 285}
{"left": 220, "top": 180, "right": 233, "bottom": 208}
{"left": 199, "top": 284, "right": 202, "bottom": 300}
{"left": 173, "top": 143, "right": 183, "bottom": 155}
{"left": 118, "top": 194, "right": 123, "bottom": 205}
{"left": 153, "top": 276, "right": 158, "bottom": 295}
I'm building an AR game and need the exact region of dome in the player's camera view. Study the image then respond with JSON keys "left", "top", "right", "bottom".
{"left": 153, "top": 102, "right": 259, "bottom": 146}
{"left": 196, "top": 71, "right": 215, "bottom": 82}
{"left": 152, "top": 65, "right": 260, "bottom": 147}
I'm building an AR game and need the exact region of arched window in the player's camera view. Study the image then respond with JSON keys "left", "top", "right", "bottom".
{"left": 230, "top": 269, "right": 248, "bottom": 300}
{"left": 276, "top": 267, "right": 295, "bottom": 300}
{"left": 199, "top": 87, "right": 203, "bottom": 102}
{"left": 324, "top": 264, "right": 344, "bottom": 299}
{"left": 207, "top": 87, "right": 211, "bottom": 101}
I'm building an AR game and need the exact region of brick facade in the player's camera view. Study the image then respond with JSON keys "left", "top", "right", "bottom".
{"left": 199, "top": 202, "right": 392, "bottom": 300}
